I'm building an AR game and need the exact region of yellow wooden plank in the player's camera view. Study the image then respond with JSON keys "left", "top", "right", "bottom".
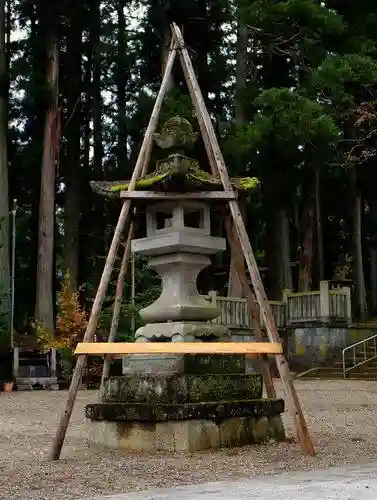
{"left": 74, "top": 341, "right": 283, "bottom": 356}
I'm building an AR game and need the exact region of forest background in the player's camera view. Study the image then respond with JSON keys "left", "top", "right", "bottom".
{"left": 1, "top": 0, "right": 377, "bottom": 354}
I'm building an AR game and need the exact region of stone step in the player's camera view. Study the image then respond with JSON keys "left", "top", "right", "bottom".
{"left": 298, "top": 372, "right": 377, "bottom": 380}
{"left": 343, "top": 352, "right": 377, "bottom": 359}
{"left": 333, "top": 360, "right": 377, "bottom": 367}
{"left": 295, "top": 347, "right": 377, "bottom": 380}
{"left": 299, "top": 369, "right": 377, "bottom": 379}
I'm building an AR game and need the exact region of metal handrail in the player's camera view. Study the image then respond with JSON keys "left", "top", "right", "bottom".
{"left": 342, "top": 334, "right": 377, "bottom": 378}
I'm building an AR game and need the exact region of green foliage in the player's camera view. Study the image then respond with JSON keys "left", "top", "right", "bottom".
{"left": 312, "top": 54, "right": 377, "bottom": 108}
{"left": 224, "top": 89, "right": 338, "bottom": 168}
{"left": 240, "top": 0, "right": 344, "bottom": 65}
{"left": 252, "top": 88, "right": 339, "bottom": 148}
{"left": 6, "top": 0, "right": 377, "bottom": 323}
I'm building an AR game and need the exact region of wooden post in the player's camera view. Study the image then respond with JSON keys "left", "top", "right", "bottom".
{"left": 98, "top": 229, "right": 133, "bottom": 401}
{"left": 370, "top": 248, "right": 377, "bottom": 314}
{"left": 319, "top": 280, "right": 330, "bottom": 322}
{"left": 50, "top": 348, "right": 57, "bottom": 379}
{"left": 282, "top": 288, "right": 291, "bottom": 326}
{"left": 13, "top": 346, "right": 19, "bottom": 380}
{"left": 49, "top": 39, "right": 178, "bottom": 461}
{"left": 341, "top": 286, "right": 352, "bottom": 325}
{"left": 172, "top": 22, "right": 314, "bottom": 456}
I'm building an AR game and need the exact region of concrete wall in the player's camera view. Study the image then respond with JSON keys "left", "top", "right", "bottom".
{"left": 285, "top": 325, "right": 377, "bottom": 371}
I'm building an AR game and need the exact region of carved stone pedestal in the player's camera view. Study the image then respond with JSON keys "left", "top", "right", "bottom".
{"left": 86, "top": 402, "right": 285, "bottom": 453}
{"left": 86, "top": 355, "right": 286, "bottom": 452}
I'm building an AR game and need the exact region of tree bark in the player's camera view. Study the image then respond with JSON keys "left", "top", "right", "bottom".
{"left": 370, "top": 247, "right": 377, "bottom": 315}
{"left": 315, "top": 169, "right": 324, "bottom": 283}
{"left": 35, "top": 26, "right": 59, "bottom": 332}
{"left": 63, "top": 12, "right": 82, "bottom": 292}
{"left": 235, "top": 22, "right": 247, "bottom": 124}
{"left": 116, "top": 1, "right": 127, "bottom": 170}
{"left": 228, "top": 18, "right": 248, "bottom": 298}
{"left": 298, "top": 202, "right": 315, "bottom": 292}
{"left": 350, "top": 167, "right": 367, "bottom": 319}
{"left": 265, "top": 207, "right": 292, "bottom": 299}
{"left": 0, "top": 0, "right": 9, "bottom": 317}
{"left": 92, "top": 0, "right": 103, "bottom": 179}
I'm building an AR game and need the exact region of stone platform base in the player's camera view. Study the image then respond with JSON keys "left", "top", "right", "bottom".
{"left": 86, "top": 400, "right": 285, "bottom": 453}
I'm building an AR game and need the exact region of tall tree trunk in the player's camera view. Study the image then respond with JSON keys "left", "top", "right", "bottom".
{"left": 92, "top": 0, "right": 103, "bottom": 179}
{"left": 78, "top": 21, "right": 93, "bottom": 299}
{"left": 265, "top": 208, "right": 292, "bottom": 299}
{"left": 298, "top": 191, "right": 315, "bottom": 292}
{"left": 116, "top": 1, "right": 127, "bottom": 171}
{"left": 35, "top": 27, "right": 58, "bottom": 332}
{"left": 279, "top": 209, "right": 292, "bottom": 291}
{"left": 63, "top": 13, "right": 82, "bottom": 292}
{"left": 350, "top": 167, "right": 367, "bottom": 319}
{"left": 228, "top": 18, "right": 247, "bottom": 298}
{"left": 0, "top": 0, "right": 9, "bottom": 318}
{"left": 234, "top": 22, "right": 247, "bottom": 124}
{"left": 315, "top": 169, "right": 324, "bottom": 283}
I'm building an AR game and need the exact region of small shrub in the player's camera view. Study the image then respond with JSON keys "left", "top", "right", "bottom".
{"left": 36, "top": 272, "right": 88, "bottom": 379}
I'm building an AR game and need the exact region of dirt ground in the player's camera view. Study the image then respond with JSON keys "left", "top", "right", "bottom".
{"left": 1, "top": 380, "right": 377, "bottom": 500}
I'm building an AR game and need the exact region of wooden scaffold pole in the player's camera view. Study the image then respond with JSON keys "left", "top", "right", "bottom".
{"left": 171, "top": 22, "right": 314, "bottom": 456}
{"left": 49, "top": 39, "right": 178, "bottom": 461}
{"left": 50, "top": 24, "right": 314, "bottom": 461}
{"left": 98, "top": 228, "right": 133, "bottom": 400}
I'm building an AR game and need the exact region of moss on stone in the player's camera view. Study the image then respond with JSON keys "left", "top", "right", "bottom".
{"left": 183, "top": 354, "right": 246, "bottom": 375}
{"left": 86, "top": 398, "right": 285, "bottom": 422}
{"left": 186, "top": 374, "right": 263, "bottom": 403}
{"left": 102, "top": 373, "right": 263, "bottom": 405}
{"left": 89, "top": 115, "right": 259, "bottom": 199}
{"left": 154, "top": 116, "right": 198, "bottom": 150}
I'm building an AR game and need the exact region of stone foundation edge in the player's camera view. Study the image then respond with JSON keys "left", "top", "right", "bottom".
{"left": 85, "top": 399, "right": 286, "bottom": 453}
{"left": 86, "top": 399, "right": 284, "bottom": 422}
{"left": 86, "top": 414, "right": 286, "bottom": 453}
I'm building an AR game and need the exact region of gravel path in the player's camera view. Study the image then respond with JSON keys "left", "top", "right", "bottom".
{"left": 1, "top": 380, "right": 377, "bottom": 499}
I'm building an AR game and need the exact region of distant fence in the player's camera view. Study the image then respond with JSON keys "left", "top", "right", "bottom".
{"left": 202, "top": 281, "right": 351, "bottom": 331}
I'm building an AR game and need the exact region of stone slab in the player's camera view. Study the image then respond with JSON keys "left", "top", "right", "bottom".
{"left": 131, "top": 231, "right": 226, "bottom": 257}
{"left": 86, "top": 412, "right": 285, "bottom": 453}
{"left": 102, "top": 373, "right": 263, "bottom": 404}
{"left": 86, "top": 399, "right": 284, "bottom": 422}
{"left": 83, "top": 462, "right": 377, "bottom": 499}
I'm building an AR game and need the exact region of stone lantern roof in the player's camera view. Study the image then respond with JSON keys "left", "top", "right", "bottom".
{"left": 90, "top": 116, "right": 259, "bottom": 199}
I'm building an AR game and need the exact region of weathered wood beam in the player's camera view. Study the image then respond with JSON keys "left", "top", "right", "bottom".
{"left": 49, "top": 37, "right": 179, "bottom": 462}
{"left": 98, "top": 226, "right": 133, "bottom": 401}
{"left": 224, "top": 213, "right": 277, "bottom": 399}
{"left": 119, "top": 190, "right": 237, "bottom": 200}
{"left": 171, "top": 22, "right": 315, "bottom": 456}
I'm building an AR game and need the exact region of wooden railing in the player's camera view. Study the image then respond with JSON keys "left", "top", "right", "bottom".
{"left": 286, "top": 292, "right": 320, "bottom": 324}
{"left": 202, "top": 281, "right": 351, "bottom": 331}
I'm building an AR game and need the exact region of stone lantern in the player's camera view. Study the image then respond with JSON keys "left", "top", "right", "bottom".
{"left": 124, "top": 197, "right": 230, "bottom": 374}
{"left": 133, "top": 200, "right": 228, "bottom": 337}
{"left": 86, "top": 116, "right": 285, "bottom": 453}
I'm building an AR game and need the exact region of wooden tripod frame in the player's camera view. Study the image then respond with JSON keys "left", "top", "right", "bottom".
{"left": 49, "top": 24, "right": 315, "bottom": 460}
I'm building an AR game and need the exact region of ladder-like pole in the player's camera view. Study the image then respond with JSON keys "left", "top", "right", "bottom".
{"left": 171, "top": 22, "right": 314, "bottom": 456}
{"left": 49, "top": 39, "right": 178, "bottom": 461}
